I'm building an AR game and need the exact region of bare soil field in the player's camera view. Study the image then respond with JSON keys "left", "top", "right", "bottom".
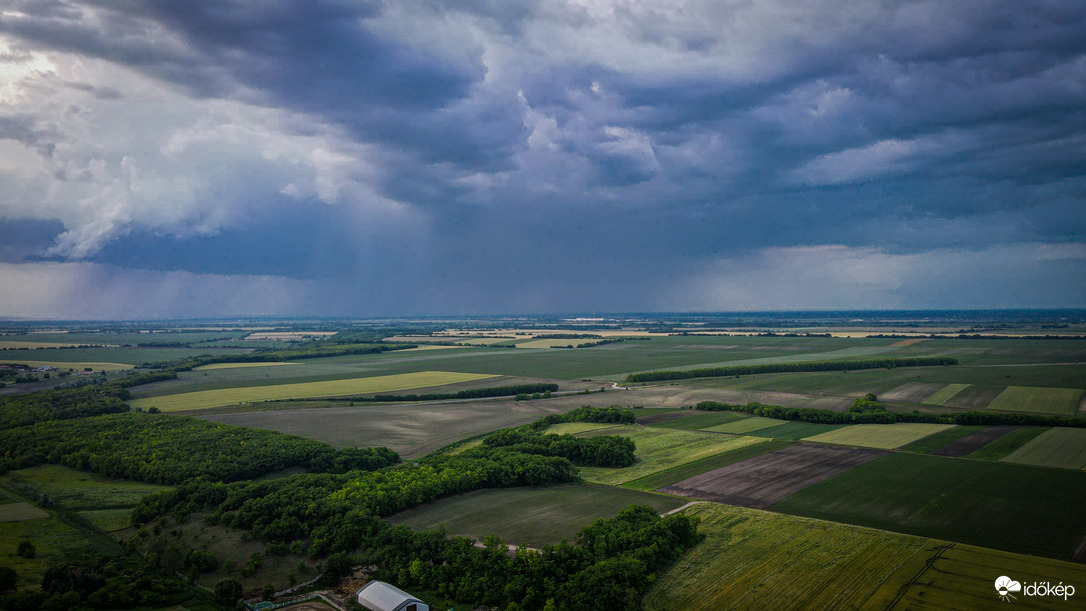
{"left": 930, "top": 425, "right": 1019, "bottom": 457}
{"left": 659, "top": 444, "right": 887, "bottom": 508}
{"left": 880, "top": 382, "right": 946, "bottom": 403}
{"left": 204, "top": 398, "right": 586, "bottom": 459}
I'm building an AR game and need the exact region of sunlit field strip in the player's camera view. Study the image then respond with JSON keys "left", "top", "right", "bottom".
{"left": 128, "top": 370, "right": 498, "bottom": 412}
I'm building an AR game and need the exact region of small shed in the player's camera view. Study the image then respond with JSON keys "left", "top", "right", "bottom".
{"left": 355, "top": 581, "right": 429, "bottom": 611}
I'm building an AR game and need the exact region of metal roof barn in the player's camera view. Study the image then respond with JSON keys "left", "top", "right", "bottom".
{"left": 355, "top": 581, "right": 429, "bottom": 611}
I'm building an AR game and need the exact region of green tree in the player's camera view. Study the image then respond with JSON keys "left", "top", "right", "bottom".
{"left": 15, "top": 541, "right": 34, "bottom": 559}
{"left": 214, "top": 578, "right": 243, "bottom": 606}
{"left": 0, "top": 566, "right": 16, "bottom": 592}
{"left": 262, "top": 584, "right": 276, "bottom": 600}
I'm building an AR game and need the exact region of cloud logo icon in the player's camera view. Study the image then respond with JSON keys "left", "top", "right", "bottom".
{"left": 995, "top": 576, "right": 1022, "bottom": 601}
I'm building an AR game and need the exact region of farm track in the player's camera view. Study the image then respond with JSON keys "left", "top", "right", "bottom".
{"left": 659, "top": 444, "right": 888, "bottom": 508}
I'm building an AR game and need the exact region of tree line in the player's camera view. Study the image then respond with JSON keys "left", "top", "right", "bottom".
{"left": 695, "top": 400, "right": 1086, "bottom": 428}
{"left": 348, "top": 383, "right": 560, "bottom": 403}
{"left": 625, "top": 356, "right": 959, "bottom": 382}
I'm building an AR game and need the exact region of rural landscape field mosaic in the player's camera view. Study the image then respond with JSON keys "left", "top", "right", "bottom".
{"left": 1, "top": 313, "right": 1084, "bottom": 609}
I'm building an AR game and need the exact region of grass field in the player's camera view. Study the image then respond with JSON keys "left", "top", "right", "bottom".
{"left": 968, "top": 426, "right": 1050, "bottom": 461}
{"left": 0, "top": 491, "right": 124, "bottom": 588}
{"left": 986, "top": 386, "right": 1085, "bottom": 416}
{"left": 0, "top": 502, "right": 48, "bottom": 521}
{"left": 774, "top": 453, "right": 1086, "bottom": 559}
{"left": 1001, "top": 427, "right": 1086, "bottom": 469}
{"left": 194, "top": 361, "right": 297, "bottom": 370}
{"left": 643, "top": 503, "right": 929, "bottom": 611}
{"left": 898, "top": 425, "right": 983, "bottom": 453}
{"left": 389, "top": 485, "right": 684, "bottom": 547}
{"left": 6, "top": 465, "right": 168, "bottom": 510}
{"left": 130, "top": 371, "right": 498, "bottom": 411}
{"left": 577, "top": 427, "right": 764, "bottom": 486}
{"left": 749, "top": 421, "right": 848, "bottom": 440}
{"left": 921, "top": 383, "right": 970, "bottom": 405}
{"left": 702, "top": 416, "right": 786, "bottom": 435}
{"left": 802, "top": 423, "right": 955, "bottom": 449}
{"left": 623, "top": 440, "right": 794, "bottom": 491}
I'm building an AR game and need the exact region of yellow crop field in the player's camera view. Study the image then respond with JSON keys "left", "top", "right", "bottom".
{"left": 128, "top": 371, "right": 498, "bottom": 412}
{"left": 803, "top": 423, "right": 956, "bottom": 449}
{"left": 515, "top": 339, "right": 581, "bottom": 349}
{"left": 194, "top": 362, "right": 297, "bottom": 371}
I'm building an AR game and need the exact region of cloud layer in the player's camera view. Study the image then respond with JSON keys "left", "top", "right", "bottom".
{"left": 0, "top": 1, "right": 1083, "bottom": 316}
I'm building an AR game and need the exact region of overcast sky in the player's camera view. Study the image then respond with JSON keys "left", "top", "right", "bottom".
{"left": 1, "top": 0, "right": 1084, "bottom": 318}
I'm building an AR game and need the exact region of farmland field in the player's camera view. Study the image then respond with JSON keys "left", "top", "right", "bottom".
{"left": 659, "top": 444, "right": 887, "bottom": 508}
{"left": 702, "top": 416, "right": 786, "bottom": 434}
{"left": 927, "top": 425, "right": 1015, "bottom": 457}
{"left": 898, "top": 425, "right": 982, "bottom": 453}
{"left": 623, "top": 440, "right": 794, "bottom": 491}
{"left": 643, "top": 411, "right": 750, "bottom": 430}
{"left": 751, "top": 421, "right": 848, "bottom": 439}
{"left": 543, "top": 422, "right": 623, "bottom": 435}
{"left": 774, "top": 453, "right": 1086, "bottom": 559}
{"left": 577, "top": 427, "right": 765, "bottom": 486}
{"left": 802, "top": 423, "right": 956, "bottom": 449}
{"left": 205, "top": 397, "right": 589, "bottom": 458}
{"left": 194, "top": 361, "right": 297, "bottom": 370}
{"left": 921, "top": 383, "right": 970, "bottom": 405}
{"left": 986, "top": 386, "right": 1085, "bottom": 416}
{"left": 1001, "top": 427, "right": 1086, "bottom": 469}
{"left": 968, "top": 426, "right": 1050, "bottom": 461}
{"left": 129, "top": 370, "right": 498, "bottom": 411}
{"left": 868, "top": 542, "right": 1086, "bottom": 610}
{"left": 643, "top": 503, "right": 929, "bottom": 611}
{"left": 388, "top": 485, "right": 683, "bottom": 547}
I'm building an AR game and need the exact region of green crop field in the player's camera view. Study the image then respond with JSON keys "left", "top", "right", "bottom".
{"left": 899, "top": 425, "right": 983, "bottom": 453}
{"left": 130, "top": 370, "right": 498, "bottom": 411}
{"left": 803, "top": 423, "right": 955, "bottom": 449}
{"left": 623, "top": 439, "right": 794, "bottom": 491}
{"left": 79, "top": 508, "right": 137, "bottom": 532}
{"left": 1001, "top": 427, "right": 1086, "bottom": 469}
{"left": 646, "top": 411, "right": 750, "bottom": 430}
{"left": 643, "top": 503, "right": 929, "bottom": 611}
{"left": 921, "top": 383, "right": 970, "bottom": 405}
{"left": 986, "top": 386, "right": 1085, "bottom": 416}
{"left": 968, "top": 426, "right": 1049, "bottom": 461}
{"left": 577, "top": 427, "right": 764, "bottom": 485}
{"left": 702, "top": 416, "right": 786, "bottom": 434}
{"left": 748, "top": 421, "right": 849, "bottom": 440}
{"left": 867, "top": 542, "right": 1086, "bottom": 610}
{"left": 774, "top": 453, "right": 1086, "bottom": 559}
{"left": 388, "top": 485, "right": 684, "bottom": 547}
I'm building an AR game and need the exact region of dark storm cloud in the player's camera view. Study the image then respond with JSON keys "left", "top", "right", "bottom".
{"left": 1, "top": 0, "right": 1084, "bottom": 314}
